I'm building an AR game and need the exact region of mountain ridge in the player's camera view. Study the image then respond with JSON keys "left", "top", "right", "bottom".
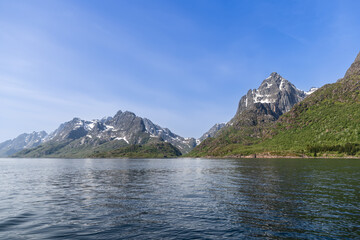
{"left": 0, "top": 131, "right": 48, "bottom": 157}
{"left": 10, "top": 111, "right": 196, "bottom": 158}
{"left": 188, "top": 72, "right": 318, "bottom": 157}
{"left": 189, "top": 51, "right": 360, "bottom": 158}
{"left": 2, "top": 67, "right": 334, "bottom": 159}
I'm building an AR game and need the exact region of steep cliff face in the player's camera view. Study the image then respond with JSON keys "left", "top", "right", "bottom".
{"left": 233, "top": 72, "right": 313, "bottom": 122}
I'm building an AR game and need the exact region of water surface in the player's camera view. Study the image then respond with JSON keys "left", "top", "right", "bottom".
{"left": 0, "top": 158, "right": 359, "bottom": 239}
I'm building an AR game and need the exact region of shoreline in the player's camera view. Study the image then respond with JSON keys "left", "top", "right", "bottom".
{"left": 4, "top": 154, "right": 360, "bottom": 159}
{"left": 189, "top": 154, "right": 360, "bottom": 159}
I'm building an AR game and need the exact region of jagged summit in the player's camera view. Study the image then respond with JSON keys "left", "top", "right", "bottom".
{"left": 266, "top": 72, "right": 282, "bottom": 80}
{"left": 0, "top": 131, "right": 48, "bottom": 157}
{"left": 235, "top": 73, "right": 308, "bottom": 117}
{"left": 6, "top": 110, "right": 197, "bottom": 158}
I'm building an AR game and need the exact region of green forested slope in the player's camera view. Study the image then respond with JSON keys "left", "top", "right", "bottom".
{"left": 13, "top": 139, "right": 182, "bottom": 159}
{"left": 90, "top": 142, "right": 182, "bottom": 158}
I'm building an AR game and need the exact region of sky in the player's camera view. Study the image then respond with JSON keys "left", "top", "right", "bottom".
{"left": 1, "top": 0, "right": 360, "bottom": 142}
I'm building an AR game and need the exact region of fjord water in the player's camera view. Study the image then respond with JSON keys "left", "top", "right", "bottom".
{"left": 0, "top": 158, "right": 359, "bottom": 239}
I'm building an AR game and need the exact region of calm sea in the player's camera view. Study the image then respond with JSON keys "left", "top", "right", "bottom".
{"left": 0, "top": 158, "right": 359, "bottom": 239}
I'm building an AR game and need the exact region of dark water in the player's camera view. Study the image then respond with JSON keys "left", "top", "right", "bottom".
{"left": 0, "top": 158, "right": 359, "bottom": 239}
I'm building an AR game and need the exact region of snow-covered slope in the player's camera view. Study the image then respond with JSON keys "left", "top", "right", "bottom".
{"left": 0, "top": 131, "right": 48, "bottom": 157}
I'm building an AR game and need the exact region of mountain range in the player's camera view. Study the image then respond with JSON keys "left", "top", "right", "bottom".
{"left": 3, "top": 51, "right": 360, "bottom": 158}
{"left": 0, "top": 131, "right": 48, "bottom": 157}
{"left": 0, "top": 72, "right": 317, "bottom": 158}
{"left": 6, "top": 111, "right": 197, "bottom": 158}
{"left": 3, "top": 71, "right": 314, "bottom": 158}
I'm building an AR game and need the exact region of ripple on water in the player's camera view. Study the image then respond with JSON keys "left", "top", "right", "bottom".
{"left": 0, "top": 158, "right": 359, "bottom": 239}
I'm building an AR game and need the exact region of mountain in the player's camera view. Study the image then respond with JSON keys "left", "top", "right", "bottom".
{"left": 12, "top": 110, "right": 196, "bottom": 158}
{"left": 188, "top": 72, "right": 316, "bottom": 157}
{"left": 253, "top": 51, "right": 360, "bottom": 157}
{"left": 232, "top": 72, "right": 314, "bottom": 122}
{"left": 198, "top": 123, "right": 226, "bottom": 143}
{"left": 0, "top": 131, "right": 48, "bottom": 157}
{"left": 143, "top": 118, "right": 197, "bottom": 153}
{"left": 190, "top": 51, "right": 360, "bottom": 158}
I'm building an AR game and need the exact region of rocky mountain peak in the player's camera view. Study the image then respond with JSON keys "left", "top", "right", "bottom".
{"left": 114, "top": 110, "right": 123, "bottom": 116}
{"left": 0, "top": 131, "right": 48, "bottom": 157}
{"left": 258, "top": 72, "right": 290, "bottom": 91}
{"left": 71, "top": 117, "right": 82, "bottom": 122}
{"left": 198, "top": 123, "right": 226, "bottom": 143}
{"left": 268, "top": 72, "right": 282, "bottom": 81}
{"left": 123, "top": 111, "right": 136, "bottom": 116}
{"left": 234, "top": 73, "right": 310, "bottom": 120}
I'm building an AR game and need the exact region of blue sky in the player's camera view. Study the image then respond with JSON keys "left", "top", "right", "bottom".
{"left": 1, "top": 0, "right": 360, "bottom": 142}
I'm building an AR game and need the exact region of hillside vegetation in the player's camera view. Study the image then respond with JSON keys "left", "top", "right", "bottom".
{"left": 90, "top": 142, "right": 182, "bottom": 158}
{"left": 189, "top": 52, "right": 360, "bottom": 158}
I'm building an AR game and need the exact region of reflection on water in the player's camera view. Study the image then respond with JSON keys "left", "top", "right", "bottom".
{"left": 0, "top": 158, "right": 359, "bottom": 239}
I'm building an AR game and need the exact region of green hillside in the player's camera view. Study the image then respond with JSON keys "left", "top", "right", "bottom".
{"left": 189, "top": 52, "right": 360, "bottom": 158}
{"left": 13, "top": 139, "right": 182, "bottom": 159}
{"left": 90, "top": 142, "right": 182, "bottom": 158}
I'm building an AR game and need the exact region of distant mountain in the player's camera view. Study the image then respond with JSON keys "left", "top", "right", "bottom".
{"left": 143, "top": 118, "right": 196, "bottom": 153}
{"left": 0, "top": 131, "right": 48, "bottom": 157}
{"left": 12, "top": 111, "right": 196, "bottom": 158}
{"left": 198, "top": 123, "right": 226, "bottom": 143}
{"left": 189, "top": 72, "right": 316, "bottom": 157}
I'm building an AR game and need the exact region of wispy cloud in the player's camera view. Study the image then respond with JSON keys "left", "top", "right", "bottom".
{"left": 1, "top": 0, "right": 360, "bottom": 142}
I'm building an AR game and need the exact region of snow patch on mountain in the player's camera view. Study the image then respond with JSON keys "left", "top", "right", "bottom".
{"left": 115, "top": 137, "right": 129, "bottom": 144}
{"left": 305, "top": 87, "right": 318, "bottom": 95}
{"left": 0, "top": 131, "right": 48, "bottom": 157}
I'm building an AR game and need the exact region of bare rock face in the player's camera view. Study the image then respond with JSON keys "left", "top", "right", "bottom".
{"left": 225, "top": 72, "right": 319, "bottom": 133}
{"left": 235, "top": 72, "right": 310, "bottom": 118}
